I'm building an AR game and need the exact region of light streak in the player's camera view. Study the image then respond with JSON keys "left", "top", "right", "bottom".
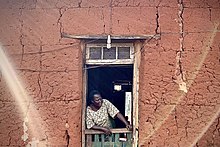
{"left": 140, "top": 23, "right": 219, "bottom": 146}
{"left": 0, "top": 45, "right": 46, "bottom": 146}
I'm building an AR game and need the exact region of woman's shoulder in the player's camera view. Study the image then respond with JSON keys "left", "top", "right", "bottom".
{"left": 102, "top": 99, "right": 113, "bottom": 106}
{"left": 102, "top": 99, "right": 110, "bottom": 103}
{"left": 86, "top": 106, "right": 93, "bottom": 111}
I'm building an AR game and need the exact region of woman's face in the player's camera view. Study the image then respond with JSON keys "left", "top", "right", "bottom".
{"left": 92, "top": 94, "right": 103, "bottom": 108}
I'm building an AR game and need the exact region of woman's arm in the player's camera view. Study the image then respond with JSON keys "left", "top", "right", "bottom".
{"left": 103, "top": 99, "right": 132, "bottom": 130}
{"left": 91, "top": 125, "right": 112, "bottom": 135}
{"left": 116, "top": 112, "right": 132, "bottom": 130}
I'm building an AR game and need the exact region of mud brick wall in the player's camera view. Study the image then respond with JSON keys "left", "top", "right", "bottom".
{"left": 0, "top": 0, "right": 219, "bottom": 146}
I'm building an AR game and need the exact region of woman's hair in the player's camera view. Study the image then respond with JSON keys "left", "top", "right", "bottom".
{"left": 88, "top": 90, "right": 101, "bottom": 104}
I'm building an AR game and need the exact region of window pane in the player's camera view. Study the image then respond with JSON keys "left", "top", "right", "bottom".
{"left": 89, "top": 47, "right": 101, "bottom": 59}
{"left": 118, "top": 47, "right": 130, "bottom": 59}
{"left": 103, "top": 47, "right": 116, "bottom": 59}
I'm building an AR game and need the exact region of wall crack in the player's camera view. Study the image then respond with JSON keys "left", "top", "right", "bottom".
{"left": 155, "top": 6, "right": 160, "bottom": 34}
{"left": 57, "top": 7, "right": 68, "bottom": 42}
{"left": 37, "top": 45, "right": 43, "bottom": 99}
{"left": 173, "top": 0, "right": 187, "bottom": 93}
{"left": 19, "top": 5, "right": 25, "bottom": 67}
{"left": 78, "top": 0, "right": 82, "bottom": 8}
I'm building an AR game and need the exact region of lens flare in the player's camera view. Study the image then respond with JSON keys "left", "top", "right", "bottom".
{"left": 0, "top": 46, "right": 46, "bottom": 146}
{"left": 140, "top": 23, "right": 219, "bottom": 146}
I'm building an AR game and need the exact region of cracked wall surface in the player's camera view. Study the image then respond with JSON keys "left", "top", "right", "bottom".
{"left": 139, "top": 0, "right": 220, "bottom": 147}
{"left": 0, "top": 0, "right": 219, "bottom": 146}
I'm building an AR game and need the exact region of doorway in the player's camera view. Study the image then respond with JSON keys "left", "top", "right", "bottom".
{"left": 82, "top": 42, "right": 141, "bottom": 147}
{"left": 87, "top": 64, "right": 133, "bottom": 128}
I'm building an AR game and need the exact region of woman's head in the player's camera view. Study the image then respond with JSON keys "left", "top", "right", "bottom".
{"left": 89, "top": 90, "right": 103, "bottom": 108}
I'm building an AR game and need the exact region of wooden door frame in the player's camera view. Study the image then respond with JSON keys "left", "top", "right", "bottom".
{"left": 81, "top": 41, "right": 141, "bottom": 147}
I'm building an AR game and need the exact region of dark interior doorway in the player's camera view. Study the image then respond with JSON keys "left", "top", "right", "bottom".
{"left": 87, "top": 64, "right": 133, "bottom": 128}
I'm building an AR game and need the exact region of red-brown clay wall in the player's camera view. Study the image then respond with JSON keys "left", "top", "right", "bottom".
{"left": 138, "top": 0, "right": 220, "bottom": 147}
{"left": 0, "top": 1, "right": 83, "bottom": 146}
{"left": 0, "top": 0, "right": 219, "bottom": 146}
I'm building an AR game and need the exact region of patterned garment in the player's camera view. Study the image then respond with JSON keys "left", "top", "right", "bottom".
{"left": 86, "top": 99, "right": 119, "bottom": 129}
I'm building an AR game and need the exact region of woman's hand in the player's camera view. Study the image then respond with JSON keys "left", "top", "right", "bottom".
{"left": 101, "top": 127, "right": 112, "bottom": 135}
{"left": 126, "top": 124, "right": 132, "bottom": 131}
{"left": 116, "top": 112, "right": 132, "bottom": 130}
{"left": 91, "top": 125, "right": 112, "bottom": 135}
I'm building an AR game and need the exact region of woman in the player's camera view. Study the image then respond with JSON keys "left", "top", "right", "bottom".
{"left": 86, "top": 90, "right": 132, "bottom": 135}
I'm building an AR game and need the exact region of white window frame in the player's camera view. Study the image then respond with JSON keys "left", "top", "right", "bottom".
{"left": 86, "top": 43, "right": 134, "bottom": 64}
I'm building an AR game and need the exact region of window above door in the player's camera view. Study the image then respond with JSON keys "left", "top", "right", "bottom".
{"left": 86, "top": 43, "right": 134, "bottom": 64}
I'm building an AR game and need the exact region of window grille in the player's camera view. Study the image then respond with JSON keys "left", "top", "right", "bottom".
{"left": 118, "top": 47, "right": 130, "bottom": 59}
{"left": 86, "top": 43, "right": 134, "bottom": 64}
{"left": 89, "top": 47, "right": 101, "bottom": 59}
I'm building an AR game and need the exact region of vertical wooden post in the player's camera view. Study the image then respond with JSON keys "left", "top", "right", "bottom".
{"left": 82, "top": 41, "right": 87, "bottom": 147}
{"left": 86, "top": 135, "right": 92, "bottom": 147}
{"left": 132, "top": 41, "right": 141, "bottom": 147}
